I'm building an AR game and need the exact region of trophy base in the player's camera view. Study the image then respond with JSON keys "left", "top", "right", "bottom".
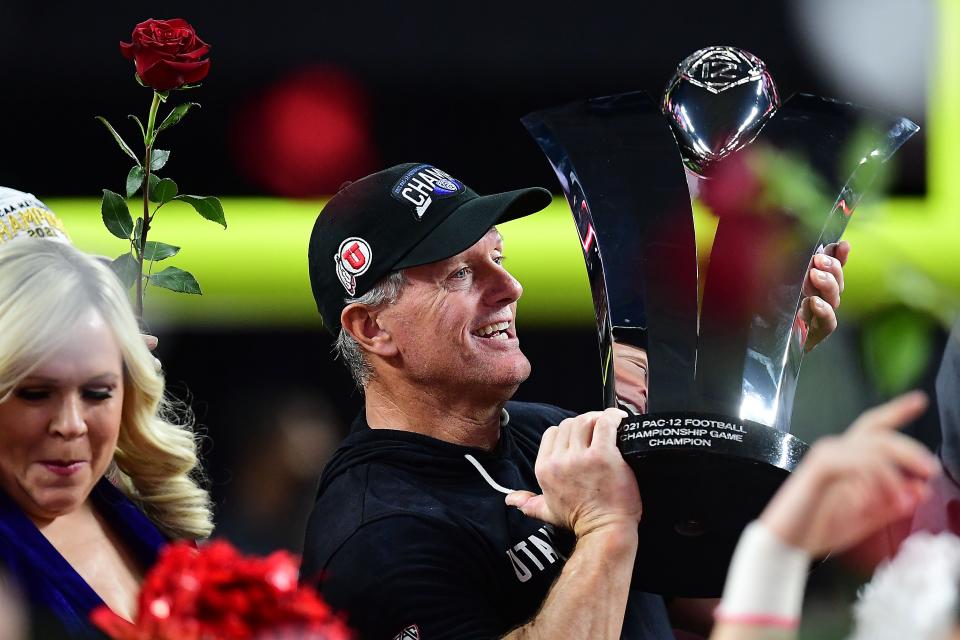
{"left": 619, "top": 412, "right": 808, "bottom": 597}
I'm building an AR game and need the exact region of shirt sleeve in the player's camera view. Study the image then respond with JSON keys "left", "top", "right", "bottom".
{"left": 309, "top": 515, "right": 508, "bottom": 640}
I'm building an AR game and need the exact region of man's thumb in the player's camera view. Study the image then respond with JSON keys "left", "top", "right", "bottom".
{"left": 505, "top": 490, "right": 535, "bottom": 508}
{"left": 505, "top": 491, "right": 553, "bottom": 522}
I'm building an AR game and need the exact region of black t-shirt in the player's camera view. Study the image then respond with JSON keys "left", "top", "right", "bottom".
{"left": 300, "top": 401, "right": 673, "bottom": 640}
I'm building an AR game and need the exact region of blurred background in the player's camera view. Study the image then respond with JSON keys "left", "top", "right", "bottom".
{"left": 1, "top": 0, "right": 957, "bottom": 637}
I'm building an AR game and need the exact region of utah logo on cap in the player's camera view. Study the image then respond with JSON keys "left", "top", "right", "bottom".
{"left": 391, "top": 164, "right": 464, "bottom": 219}
{"left": 334, "top": 237, "right": 372, "bottom": 295}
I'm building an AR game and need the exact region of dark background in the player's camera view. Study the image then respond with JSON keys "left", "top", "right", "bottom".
{"left": 0, "top": 1, "right": 927, "bottom": 198}
{"left": 2, "top": 0, "right": 937, "bottom": 528}
{"left": 0, "top": 3, "right": 942, "bottom": 636}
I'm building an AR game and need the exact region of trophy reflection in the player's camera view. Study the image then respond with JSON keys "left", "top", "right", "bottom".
{"left": 613, "top": 338, "right": 649, "bottom": 415}
{"left": 524, "top": 46, "right": 918, "bottom": 596}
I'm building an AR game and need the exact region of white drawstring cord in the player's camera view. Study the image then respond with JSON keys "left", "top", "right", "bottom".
{"left": 464, "top": 454, "right": 515, "bottom": 495}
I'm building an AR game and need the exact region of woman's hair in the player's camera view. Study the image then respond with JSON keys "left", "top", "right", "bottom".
{"left": 0, "top": 239, "right": 213, "bottom": 539}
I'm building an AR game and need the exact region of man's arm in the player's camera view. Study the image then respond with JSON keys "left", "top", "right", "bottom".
{"left": 505, "top": 526, "right": 637, "bottom": 639}
{"left": 504, "top": 408, "right": 643, "bottom": 639}
{"left": 710, "top": 392, "right": 939, "bottom": 640}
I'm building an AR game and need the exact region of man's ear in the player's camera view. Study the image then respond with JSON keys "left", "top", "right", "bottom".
{"left": 341, "top": 304, "right": 397, "bottom": 357}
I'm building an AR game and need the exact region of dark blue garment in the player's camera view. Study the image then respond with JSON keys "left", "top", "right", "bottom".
{"left": 0, "top": 478, "right": 168, "bottom": 638}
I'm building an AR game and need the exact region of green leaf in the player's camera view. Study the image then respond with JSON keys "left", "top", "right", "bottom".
{"left": 862, "top": 307, "right": 936, "bottom": 396}
{"left": 101, "top": 190, "right": 134, "bottom": 239}
{"left": 148, "top": 266, "right": 201, "bottom": 295}
{"left": 149, "top": 178, "right": 178, "bottom": 204}
{"left": 125, "top": 166, "right": 145, "bottom": 198}
{"left": 110, "top": 253, "right": 139, "bottom": 290}
{"left": 128, "top": 114, "right": 146, "bottom": 141}
{"left": 150, "top": 150, "right": 171, "bottom": 171}
{"left": 174, "top": 195, "right": 227, "bottom": 229}
{"left": 157, "top": 102, "right": 200, "bottom": 133}
{"left": 133, "top": 218, "right": 143, "bottom": 246}
{"left": 143, "top": 241, "right": 180, "bottom": 261}
{"left": 95, "top": 116, "right": 139, "bottom": 164}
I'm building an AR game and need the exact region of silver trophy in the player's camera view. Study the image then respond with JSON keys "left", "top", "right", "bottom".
{"left": 523, "top": 46, "right": 918, "bottom": 596}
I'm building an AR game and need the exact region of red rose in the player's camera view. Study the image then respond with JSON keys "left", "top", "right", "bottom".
{"left": 120, "top": 19, "right": 211, "bottom": 92}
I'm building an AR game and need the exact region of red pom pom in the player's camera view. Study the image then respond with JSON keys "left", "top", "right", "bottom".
{"left": 91, "top": 540, "right": 352, "bottom": 639}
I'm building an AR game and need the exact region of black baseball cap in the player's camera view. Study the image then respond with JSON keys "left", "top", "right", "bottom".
{"left": 308, "top": 163, "right": 553, "bottom": 333}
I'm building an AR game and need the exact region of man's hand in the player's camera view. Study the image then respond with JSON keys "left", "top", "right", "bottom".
{"left": 800, "top": 240, "right": 850, "bottom": 351}
{"left": 505, "top": 407, "right": 642, "bottom": 539}
{"left": 503, "top": 408, "right": 642, "bottom": 640}
{"left": 760, "top": 391, "right": 939, "bottom": 556}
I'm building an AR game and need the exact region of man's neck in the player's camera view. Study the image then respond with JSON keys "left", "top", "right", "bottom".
{"left": 364, "top": 377, "right": 507, "bottom": 450}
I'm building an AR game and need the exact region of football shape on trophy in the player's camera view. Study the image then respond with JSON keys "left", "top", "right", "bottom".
{"left": 662, "top": 47, "right": 780, "bottom": 174}
{"left": 523, "top": 46, "right": 918, "bottom": 596}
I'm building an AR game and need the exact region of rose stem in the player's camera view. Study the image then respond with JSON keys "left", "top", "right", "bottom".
{"left": 136, "top": 91, "right": 162, "bottom": 325}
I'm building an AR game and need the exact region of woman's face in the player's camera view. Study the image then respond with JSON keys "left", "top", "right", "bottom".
{"left": 0, "top": 310, "right": 124, "bottom": 524}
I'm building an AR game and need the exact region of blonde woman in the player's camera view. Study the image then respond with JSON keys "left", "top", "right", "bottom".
{"left": 0, "top": 239, "right": 212, "bottom": 637}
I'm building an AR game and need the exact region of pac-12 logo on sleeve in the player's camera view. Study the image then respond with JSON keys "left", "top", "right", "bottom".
{"left": 334, "top": 237, "right": 372, "bottom": 295}
{"left": 391, "top": 164, "right": 464, "bottom": 219}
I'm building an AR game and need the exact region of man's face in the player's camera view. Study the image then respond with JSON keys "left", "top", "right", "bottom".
{"left": 376, "top": 228, "right": 531, "bottom": 398}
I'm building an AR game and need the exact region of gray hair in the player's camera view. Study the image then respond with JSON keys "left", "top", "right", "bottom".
{"left": 334, "top": 270, "right": 407, "bottom": 389}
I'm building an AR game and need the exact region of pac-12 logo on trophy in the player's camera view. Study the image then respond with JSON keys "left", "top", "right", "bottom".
{"left": 523, "top": 46, "right": 918, "bottom": 596}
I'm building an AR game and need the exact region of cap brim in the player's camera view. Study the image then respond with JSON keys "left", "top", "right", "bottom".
{"left": 396, "top": 187, "right": 553, "bottom": 269}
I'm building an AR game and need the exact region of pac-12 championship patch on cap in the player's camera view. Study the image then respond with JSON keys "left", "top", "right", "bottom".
{"left": 308, "top": 162, "right": 553, "bottom": 333}
{"left": 390, "top": 164, "right": 464, "bottom": 219}
{"left": 0, "top": 187, "right": 70, "bottom": 245}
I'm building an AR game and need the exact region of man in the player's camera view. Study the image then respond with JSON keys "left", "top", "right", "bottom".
{"left": 300, "top": 163, "right": 846, "bottom": 639}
